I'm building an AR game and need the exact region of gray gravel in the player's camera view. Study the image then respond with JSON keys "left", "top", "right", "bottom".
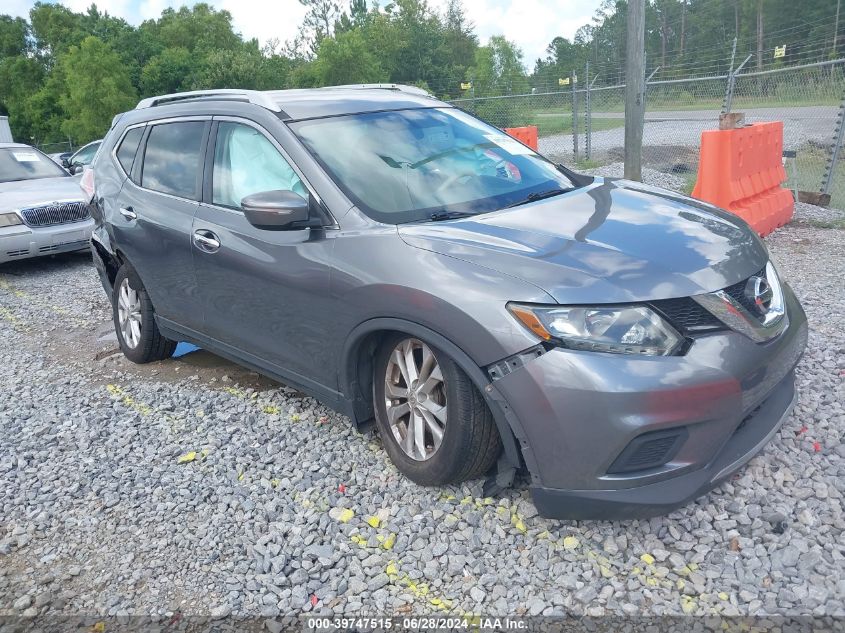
{"left": 1, "top": 199, "right": 844, "bottom": 618}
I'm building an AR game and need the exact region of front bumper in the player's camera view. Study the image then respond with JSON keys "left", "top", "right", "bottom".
{"left": 493, "top": 283, "right": 808, "bottom": 520}
{"left": 0, "top": 219, "right": 94, "bottom": 264}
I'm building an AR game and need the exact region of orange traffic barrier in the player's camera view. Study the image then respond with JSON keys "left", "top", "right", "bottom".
{"left": 504, "top": 126, "right": 539, "bottom": 151}
{"left": 691, "top": 121, "right": 794, "bottom": 237}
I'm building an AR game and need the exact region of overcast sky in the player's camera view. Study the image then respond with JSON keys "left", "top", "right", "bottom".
{"left": 4, "top": 0, "right": 600, "bottom": 66}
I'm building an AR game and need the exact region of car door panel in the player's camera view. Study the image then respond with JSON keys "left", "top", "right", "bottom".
{"left": 192, "top": 118, "right": 337, "bottom": 390}
{"left": 110, "top": 119, "right": 208, "bottom": 331}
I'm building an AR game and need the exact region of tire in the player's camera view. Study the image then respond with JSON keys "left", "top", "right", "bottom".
{"left": 373, "top": 334, "right": 501, "bottom": 485}
{"left": 112, "top": 264, "right": 176, "bottom": 364}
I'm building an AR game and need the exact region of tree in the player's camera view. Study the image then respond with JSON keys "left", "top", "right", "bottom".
{"left": 0, "top": 56, "right": 44, "bottom": 139}
{"left": 142, "top": 4, "right": 241, "bottom": 55}
{"left": 57, "top": 36, "right": 137, "bottom": 143}
{"left": 297, "top": 0, "right": 341, "bottom": 56}
{"left": 140, "top": 47, "right": 194, "bottom": 96}
{"left": 0, "top": 15, "right": 28, "bottom": 58}
{"left": 313, "top": 29, "right": 386, "bottom": 85}
{"left": 192, "top": 44, "right": 265, "bottom": 90}
{"left": 29, "top": 2, "right": 85, "bottom": 59}
{"left": 472, "top": 35, "right": 528, "bottom": 97}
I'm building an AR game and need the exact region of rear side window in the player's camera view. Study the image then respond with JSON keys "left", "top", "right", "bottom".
{"left": 116, "top": 127, "right": 143, "bottom": 175}
{"left": 141, "top": 121, "right": 205, "bottom": 199}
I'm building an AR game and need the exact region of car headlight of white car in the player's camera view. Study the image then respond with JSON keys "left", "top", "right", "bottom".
{"left": 0, "top": 212, "right": 23, "bottom": 228}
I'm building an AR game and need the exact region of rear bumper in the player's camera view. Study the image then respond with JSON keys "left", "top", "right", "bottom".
{"left": 0, "top": 219, "right": 94, "bottom": 264}
{"left": 492, "top": 283, "right": 808, "bottom": 520}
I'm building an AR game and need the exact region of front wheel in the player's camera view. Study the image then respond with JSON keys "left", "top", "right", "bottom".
{"left": 373, "top": 335, "right": 501, "bottom": 485}
{"left": 112, "top": 265, "right": 176, "bottom": 364}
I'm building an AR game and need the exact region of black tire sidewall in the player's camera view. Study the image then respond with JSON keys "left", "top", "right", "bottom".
{"left": 112, "top": 266, "right": 160, "bottom": 364}
{"left": 373, "top": 334, "right": 476, "bottom": 486}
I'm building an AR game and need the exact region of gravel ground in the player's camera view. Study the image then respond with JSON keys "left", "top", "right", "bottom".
{"left": 1, "top": 198, "right": 843, "bottom": 620}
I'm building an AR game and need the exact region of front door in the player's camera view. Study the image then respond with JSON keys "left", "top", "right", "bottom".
{"left": 191, "top": 119, "right": 336, "bottom": 392}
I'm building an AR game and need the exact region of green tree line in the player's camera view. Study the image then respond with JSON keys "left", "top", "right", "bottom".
{"left": 0, "top": 0, "right": 841, "bottom": 146}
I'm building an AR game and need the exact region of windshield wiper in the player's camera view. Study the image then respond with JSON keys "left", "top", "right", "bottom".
{"left": 427, "top": 210, "right": 477, "bottom": 222}
{"left": 506, "top": 187, "right": 574, "bottom": 209}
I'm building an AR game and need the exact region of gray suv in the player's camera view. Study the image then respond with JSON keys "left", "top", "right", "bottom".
{"left": 87, "top": 86, "right": 807, "bottom": 519}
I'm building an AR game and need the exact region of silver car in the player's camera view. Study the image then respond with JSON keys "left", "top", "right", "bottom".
{"left": 0, "top": 143, "right": 93, "bottom": 264}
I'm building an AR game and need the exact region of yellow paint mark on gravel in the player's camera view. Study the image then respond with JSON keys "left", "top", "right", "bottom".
{"left": 177, "top": 451, "right": 197, "bottom": 464}
{"left": 331, "top": 508, "right": 354, "bottom": 523}
{"left": 562, "top": 536, "right": 580, "bottom": 550}
{"left": 385, "top": 560, "right": 452, "bottom": 612}
{"left": 0, "top": 279, "right": 26, "bottom": 298}
{"left": 106, "top": 384, "right": 153, "bottom": 416}
{"left": 640, "top": 553, "right": 656, "bottom": 565}
{"left": 0, "top": 306, "right": 23, "bottom": 328}
{"left": 365, "top": 515, "right": 381, "bottom": 528}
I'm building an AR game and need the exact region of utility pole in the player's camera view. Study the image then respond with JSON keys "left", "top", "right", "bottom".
{"left": 624, "top": 0, "right": 646, "bottom": 181}
{"left": 835, "top": 0, "right": 841, "bottom": 58}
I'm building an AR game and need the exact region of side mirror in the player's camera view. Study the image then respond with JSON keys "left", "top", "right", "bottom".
{"left": 69, "top": 163, "right": 81, "bottom": 175}
{"left": 61, "top": 157, "right": 71, "bottom": 168}
{"left": 241, "top": 190, "right": 311, "bottom": 230}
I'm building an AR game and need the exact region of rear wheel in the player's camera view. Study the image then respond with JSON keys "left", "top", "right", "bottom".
{"left": 373, "top": 334, "right": 501, "bottom": 485}
{"left": 112, "top": 265, "right": 176, "bottom": 364}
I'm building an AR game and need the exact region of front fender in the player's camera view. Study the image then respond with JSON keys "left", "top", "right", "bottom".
{"left": 339, "top": 317, "right": 539, "bottom": 478}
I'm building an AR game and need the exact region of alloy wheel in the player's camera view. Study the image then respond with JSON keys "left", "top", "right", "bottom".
{"left": 384, "top": 338, "right": 447, "bottom": 461}
{"left": 117, "top": 277, "right": 142, "bottom": 349}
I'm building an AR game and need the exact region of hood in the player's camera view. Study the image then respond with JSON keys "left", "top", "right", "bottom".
{"left": 0, "top": 176, "right": 84, "bottom": 212}
{"left": 398, "top": 178, "right": 769, "bottom": 304}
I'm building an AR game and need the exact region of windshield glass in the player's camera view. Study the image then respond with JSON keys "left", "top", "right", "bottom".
{"left": 291, "top": 107, "right": 576, "bottom": 224}
{"left": 0, "top": 147, "right": 68, "bottom": 183}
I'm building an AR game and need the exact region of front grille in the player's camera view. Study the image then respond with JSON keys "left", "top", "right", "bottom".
{"left": 20, "top": 202, "right": 89, "bottom": 227}
{"left": 651, "top": 297, "right": 724, "bottom": 333}
{"left": 722, "top": 268, "right": 766, "bottom": 315}
{"left": 652, "top": 268, "right": 767, "bottom": 336}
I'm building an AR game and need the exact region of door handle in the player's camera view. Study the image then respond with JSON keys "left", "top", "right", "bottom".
{"left": 193, "top": 230, "right": 220, "bottom": 252}
{"left": 119, "top": 207, "right": 137, "bottom": 221}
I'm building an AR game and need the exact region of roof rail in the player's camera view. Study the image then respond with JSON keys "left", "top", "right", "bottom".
{"left": 136, "top": 89, "right": 281, "bottom": 112}
{"left": 322, "top": 83, "right": 432, "bottom": 97}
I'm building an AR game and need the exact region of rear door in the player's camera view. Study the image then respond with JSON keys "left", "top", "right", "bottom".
{"left": 191, "top": 117, "right": 337, "bottom": 391}
{"left": 111, "top": 118, "right": 209, "bottom": 331}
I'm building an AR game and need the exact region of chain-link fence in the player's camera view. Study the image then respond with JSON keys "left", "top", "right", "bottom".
{"left": 450, "top": 58, "right": 845, "bottom": 211}
{"left": 35, "top": 140, "right": 76, "bottom": 156}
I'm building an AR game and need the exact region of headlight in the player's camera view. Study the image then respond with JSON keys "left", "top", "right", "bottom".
{"left": 508, "top": 303, "right": 683, "bottom": 356}
{"left": 0, "top": 212, "right": 23, "bottom": 228}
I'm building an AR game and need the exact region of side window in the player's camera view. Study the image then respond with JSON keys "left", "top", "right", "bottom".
{"left": 212, "top": 122, "right": 306, "bottom": 209}
{"left": 141, "top": 121, "right": 205, "bottom": 199}
{"left": 72, "top": 143, "right": 98, "bottom": 165}
{"left": 116, "top": 128, "right": 144, "bottom": 175}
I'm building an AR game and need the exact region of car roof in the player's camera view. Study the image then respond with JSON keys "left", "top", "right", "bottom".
{"left": 133, "top": 85, "right": 445, "bottom": 122}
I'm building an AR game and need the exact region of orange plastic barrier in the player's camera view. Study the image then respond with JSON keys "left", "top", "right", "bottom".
{"left": 691, "top": 121, "right": 794, "bottom": 237}
{"left": 504, "top": 126, "right": 539, "bottom": 151}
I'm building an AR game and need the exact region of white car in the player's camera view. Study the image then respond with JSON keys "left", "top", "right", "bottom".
{"left": 0, "top": 142, "right": 93, "bottom": 264}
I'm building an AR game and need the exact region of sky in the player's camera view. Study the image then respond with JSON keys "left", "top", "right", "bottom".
{"left": 4, "top": 0, "right": 599, "bottom": 66}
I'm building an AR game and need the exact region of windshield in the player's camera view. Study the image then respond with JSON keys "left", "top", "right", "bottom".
{"left": 291, "top": 107, "right": 576, "bottom": 224}
{"left": 0, "top": 147, "right": 68, "bottom": 183}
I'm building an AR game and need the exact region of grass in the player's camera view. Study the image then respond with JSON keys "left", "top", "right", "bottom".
{"left": 805, "top": 218, "right": 845, "bottom": 229}
{"left": 786, "top": 149, "right": 845, "bottom": 212}
{"left": 531, "top": 113, "right": 624, "bottom": 138}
